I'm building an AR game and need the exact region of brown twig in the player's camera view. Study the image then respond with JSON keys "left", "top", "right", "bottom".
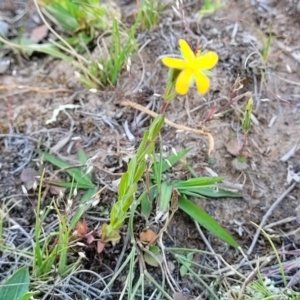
{"left": 120, "top": 100, "right": 214, "bottom": 154}
{"left": 247, "top": 182, "right": 297, "bottom": 256}
{"left": 0, "top": 85, "right": 72, "bottom": 94}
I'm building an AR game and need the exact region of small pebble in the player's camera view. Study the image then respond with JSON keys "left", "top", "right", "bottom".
{"left": 0, "top": 19, "right": 9, "bottom": 36}
{"left": 0, "top": 59, "right": 10, "bottom": 74}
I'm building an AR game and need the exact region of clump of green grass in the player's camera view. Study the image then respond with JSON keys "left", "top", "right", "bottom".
{"left": 101, "top": 114, "right": 241, "bottom": 246}
{"left": 0, "top": 0, "right": 136, "bottom": 89}
{"left": 136, "top": 0, "right": 165, "bottom": 30}
{"left": 39, "top": 0, "right": 110, "bottom": 34}
{"left": 198, "top": 0, "right": 225, "bottom": 17}
{"left": 0, "top": 146, "right": 101, "bottom": 298}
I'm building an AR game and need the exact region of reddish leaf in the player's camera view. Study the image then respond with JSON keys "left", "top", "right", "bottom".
{"left": 86, "top": 233, "right": 95, "bottom": 244}
{"left": 139, "top": 229, "right": 156, "bottom": 243}
{"left": 75, "top": 219, "right": 88, "bottom": 237}
{"left": 30, "top": 24, "right": 49, "bottom": 43}
{"left": 97, "top": 241, "right": 105, "bottom": 254}
{"left": 173, "top": 292, "right": 189, "bottom": 300}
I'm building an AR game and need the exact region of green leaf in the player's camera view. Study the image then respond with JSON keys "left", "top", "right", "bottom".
{"left": 173, "top": 177, "right": 224, "bottom": 189}
{"left": 118, "top": 172, "right": 129, "bottom": 198}
{"left": 10, "top": 38, "right": 35, "bottom": 56}
{"left": 45, "top": 3, "right": 80, "bottom": 32}
{"left": 179, "top": 252, "right": 194, "bottom": 277}
{"left": 69, "top": 187, "right": 98, "bottom": 232}
{"left": 144, "top": 246, "right": 163, "bottom": 267}
{"left": 77, "top": 147, "right": 89, "bottom": 164}
{"left": 0, "top": 266, "right": 30, "bottom": 300}
{"left": 127, "top": 156, "right": 137, "bottom": 184}
{"left": 158, "top": 149, "right": 189, "bottom": 173}
{"left": 139, "top": 186, "right": 157, "bottom": 218}
{"left": 120, "top": 183, "right": 137, "bottom": 212}
{"left": 133, "top": 161, "right": 146, "bottom": 183}
{"left": 47, "top": 181, "right": 93, "bottom": 189}
{"left": 178, "top": 196, "right": 238, "bottom": 248}
{"left": 21, "top": 292, "right": 37, "bottom": 300}
{"left": 136, "top": 131, "right": 149, "bottom": 158}
{"left": 42, "top": 152, "right": 94, "bottom": 188}
{"left": 24, "top": 43, "right": 73, "bottom": 61}
{"left": 148, "top": 115, "right": 164, "bottom": 140}
{"left": 179, "top": 187, "right": 242, "bottom": 198}
{"left": 158, "top": 181, "right": 172, "bottom": 213}
{"left": 242, "top": 96, "right": 253, "bottom": 133}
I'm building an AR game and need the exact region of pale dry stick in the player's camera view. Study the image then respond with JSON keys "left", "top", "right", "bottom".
{"left": 247, "top": 182, "right": 297, "bottom": 256}
{"left": 194, "top": 221, "right": 221, "bottom": 269}
{"left": 131, "top": 99, "right": 156, "bottom": 129}
{"left": 237, "top": 256, "right": 272, "bottom": 300}
{"left": 114, "top": 226, "right": 130, "bottom": 273}
{"left": 1, "top": 207, "right": 34, "bottom": 249}
{"left": 212, "top": 254, "right": 275, "bottom": 276}
{"left": 264, "top": 216, "right": 296, "bottom": 230}
{"left": 275, "top": 75, "right": 300, "bottom": 87}
{"left": 158, "top": 232, "right": 181, "bottom": 292}
{"left": 124, "top": 39, "right": 151, "bottom": 96}
{"left": 120, "top": 100, "right": 214, "bottom": 154}
{"left": 276, "top": 40, "right": 300, "bottom": 64}
{"left": 275, "top": 226, "right": 300, "bottom": 238}
{"left": 50, "top": 110, "right": 74, "bottom": 154}
{"left": 0, "top": 85, "right": 72, "bottom": 94}
{"left": 139, "top": 245, "right": 169, "bottom": 293}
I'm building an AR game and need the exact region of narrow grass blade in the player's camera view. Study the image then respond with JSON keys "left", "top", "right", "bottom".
{"left": 77, "top": 147, "right": 89, "bottom": 164}
{"left": 173, "top": 177, "right": 224, "bottom": 188}
{"left": 44, "top": 3, "right": 80, "bottom": 32}
{"left": 69, "top": 187, "right": 98, "bottom": 232}
{"left": 157, "top": 181, "right": 172, "bottom": 213}
{"left": 0, "top": 266, "right": 30, "bottom": 300}
{"left": 148, "top": 115, "right": 164, "bottom": 140}
{"left": 139, "top": 186, "right": 157, "bottom": 218}
{"left": 178, "top": 196, "right": 238, "bottom": 248}
{"left": 180, "top": 187, "right": 242, "bottom": 198}
{"left": 42, "top": 152, "right": 94, "bottom": 187}
{"left": 158, "top": 149, "right": 189, "bottom": 173}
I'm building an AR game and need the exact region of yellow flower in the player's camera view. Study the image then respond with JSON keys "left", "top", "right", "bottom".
{"left": 162, "top": 39, "right": 218, "bottom": 95}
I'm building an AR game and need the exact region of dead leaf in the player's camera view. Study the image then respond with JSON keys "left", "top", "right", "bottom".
{"left": 139, "top": 229, "right": 156, "bottom": 243}
{"left": 30, "top": 24, "right": 49, "bottom": 43}
{"left": 97, "top": 240, "right": 105, "bottom": 254}
{"left": 144, "top": 245, "right": 163, "bottom": 267}
{"left": 48, "top": 184, "right": 66, "bottom": 197}
{"left": 20, "top": 168, "right": 38, "bottom": 190}
{"left": 226, "top": 139, "right": 241, "bottom": 156}
{"left": 75, "top": 219, "right": 88, "bottom": 237}
{"left": 173, "top": 292, "right": 189, "bottom": 300}
{"left": 86, "top": 234, "right": 95, "bottom": 244}
{"left": 232, "top": 157, "right": 248, "bottom": 171}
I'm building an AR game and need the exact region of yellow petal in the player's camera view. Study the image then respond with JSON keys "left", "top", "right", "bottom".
{"left": 179, "top": 39, "right": 195, "bottom": 62}
{"left": 194, "top": 70, "right": 210, "bottom": 94}
{"left": 161, "top": 57, "right": 187, "bottom": 69}
{"left": 195, "top": 51, "right": 218, "bottom": 70}
{"left": 175, "top": 69, "right": 193, "bottom": 95}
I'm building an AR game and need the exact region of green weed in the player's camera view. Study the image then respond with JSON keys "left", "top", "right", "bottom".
{"left": 231, "top": 96, "right": 253, "bottom": 171}
{"left": 97, "top": 19, "right": 138, "bottom": 86}
{"left": 39, "top": 0, "right": 110, "bottom": 34}
{"left": 0, "top": 266, "right": 30, "bottom": 300}
{"left": 199, "top": 0, "right": 225, "bottom": 17}
{"left": 136, "top": 0, "right": 164, "bottom": 30}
